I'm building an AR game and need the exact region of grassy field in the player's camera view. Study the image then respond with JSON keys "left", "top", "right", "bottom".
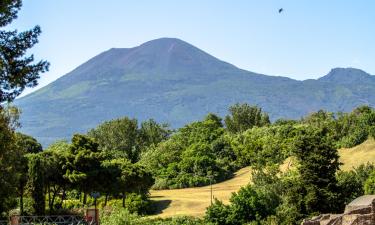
{"left": 149, "top": 138, "right": 375, "bottom": 218}
{"left": 339, "top": 138, "right": 375, "bottom": 171}
{"left": 150, "top": 167, "right": 251, "bottom": 218}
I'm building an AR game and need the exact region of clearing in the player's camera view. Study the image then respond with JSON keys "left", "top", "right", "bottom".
{"left": 150, "top": 166, "right": 251, "bottom": 218}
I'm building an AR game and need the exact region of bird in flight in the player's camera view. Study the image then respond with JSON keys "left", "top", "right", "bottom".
{"left": 278, "top": 8, "right": 283, "bottom": 13}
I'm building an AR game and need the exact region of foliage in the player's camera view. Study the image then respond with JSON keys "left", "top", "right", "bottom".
{"left": 124, "top": 193, "right": 151, "bottom": 215}
{"left": 15, "top": 132, "right": 43, "bottom": 154}
{"left": 27, "top": 154, "right": 45, "bottom": 215}
{"left": 364, "top": 170, "right": 375, "bottom": 194}
{"left": 336, "top": 163, "right": 375, "bottom": 206}
{"left": 64, "top": 134, "right": 106, "bottom": 204}
{"left": 0, "top": 0, "right": 49, "bottom": 103}
{"left": 138, "top": 119, "right": 172, "bottom": 151}
{"left": 140, "top": 113, "right": 237, "bottom": 189}
{"left": 14, "top": 132, "right": 42, "bottom": 214}
{"left": 101, "top": 207, "right": 206, "bottom": 225}
{"left": 230, "top": 125, "right": 295, "bottom": 168}
{"left": 88, "top": 117, "right": 171, "bottom": 162}
{"left": 41, "top": 142, "right": 71, "bottom": 212}
{"left": 102, "top": 158, "right": 154, "bottom": 208}
{"left": 205, "top": 181, "right": 280, "bottom": 225}
{"left": 0, "top": 107, "right": 20, "bottom": 218}
{"left": 292, "top": 126, "right": 340, "bottom": 215}
{"left": 225, "top": 103, "right": 270, "bottom": 134}
{"left": 88, "top": 117, "right": 139, "bottom": 161}
{"left": 204, "top": 199, "right": 232, "bottom": 225}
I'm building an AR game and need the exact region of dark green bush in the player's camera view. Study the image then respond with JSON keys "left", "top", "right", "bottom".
{"left": 125, "top": 194, "right": 151, "bottom": 215}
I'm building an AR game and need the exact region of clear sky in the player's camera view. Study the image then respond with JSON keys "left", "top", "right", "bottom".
{"left": 7, "top": 0, "right": 375, "bottom": 96}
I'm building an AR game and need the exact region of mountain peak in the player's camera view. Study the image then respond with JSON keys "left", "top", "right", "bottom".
{"left": 319, "top": 67, "right": 373, "bottom": 84}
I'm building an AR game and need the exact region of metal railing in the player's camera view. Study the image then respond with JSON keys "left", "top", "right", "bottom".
{"left": 16, "top": 215, "right": 96, "bottom": 225}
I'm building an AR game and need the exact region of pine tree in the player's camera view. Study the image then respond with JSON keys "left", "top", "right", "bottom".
{"left": 0, "top": 0, "right": 49, "bottom": 104}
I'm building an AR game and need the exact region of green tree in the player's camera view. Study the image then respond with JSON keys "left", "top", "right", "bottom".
{"left": 292, "top": 126, "right": 340, "bottom": 215}
{"left": 141, "top": 114, "right": 236, "bottom": 189}
{"left": 15, "top": 132, "right": 43, "bottom": 154}
{"left": 0, "top": 106, "right": 20, "bottom": 217}
{"left": 102, "top": 159, "right": 154, "bottom": 208}
{"left": 138, "top": 119, "right": 171, "bottom": 151}
{"left": 0, "top": 0, "right": 49, "bottom": 104}
{"left": 225, "top": 103, "right": 270, "bottom": 134}
{"left": 42, "top": 141, "right": 71, "bottom": 212}
{"left": 28, "top": 154, "right": 45, "bottom": 215}
{"left": 13, "top": 132, "right": 42, "bottom": 214}
{"left": 88, "top": 117, "right": 139, "bottom": 162}
{"left": 64, "top": 134, "right": 104, "bottom": 204}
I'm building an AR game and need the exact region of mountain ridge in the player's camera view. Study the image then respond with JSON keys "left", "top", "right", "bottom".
{"left": 15, "top": 38, "right": 375, "bottom": 146}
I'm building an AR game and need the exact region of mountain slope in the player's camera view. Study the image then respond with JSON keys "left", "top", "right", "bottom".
{"left": 15, "top": 38, "right": 375, "bottom": 146}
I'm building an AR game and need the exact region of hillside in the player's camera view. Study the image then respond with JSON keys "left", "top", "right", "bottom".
{"left": 14, "top": 38, "right": 375, "bottom": 146}
{"left": 339, "top": 138, "right": 375, "bottom": 171}
{"left": 149, "top": 139, "right": 375, "bottom": 218}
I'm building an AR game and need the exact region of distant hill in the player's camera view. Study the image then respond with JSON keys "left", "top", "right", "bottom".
{"left": 15, "top": 38, "right": 375, "bottom": 146}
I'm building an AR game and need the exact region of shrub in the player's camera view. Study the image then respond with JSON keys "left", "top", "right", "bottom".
{"left": 62, "top": 199, "right": 84, "bottom": 210}
{"left": 204, "top": 199, "right": 232, "bottom": 225}
{"left": 125, "top": 194, "right": 150, "bottom": 215}
{"left": 364, "top": 170, "right": 375, "bottom": 194}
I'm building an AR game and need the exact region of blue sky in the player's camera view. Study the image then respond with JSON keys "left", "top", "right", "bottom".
{"left": 8, "top": 0, "right": 375, "bottom": 95}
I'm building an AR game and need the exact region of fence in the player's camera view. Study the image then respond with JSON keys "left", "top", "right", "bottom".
{"left": 17, "top": 215, "right": 92, "bottom": 225}
{"left": 3, "top": 209, "right": 99, "bottom": 225}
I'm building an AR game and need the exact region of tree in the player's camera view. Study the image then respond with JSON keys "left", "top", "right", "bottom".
{"left": 88, "top": 117, "right": 139, "bottom": 162}
{"left": 140, "top": 114, "right": 237, "bottom": 189}
{"left": 28, "top": 154, "right": 45, "bottom": 215}
{"left": 42, "top": 141, "right": 70, "bottom": 212}
{"left": 0, "top": 1, "right": 47, "bottom": 215}
{"left": 102, "top": 159, "right": 154, "bottom": 208}
{"left": 13, "top": 132, "right": 42, "bottom": 214}
{"left": 137, "top": 119, "right": 171, "bottom": 151}
{"left": 225, "top": 103, "right": 270, "bottom": 134}
{"left": 0, "top": 106, "right": 20, "bottom": 217}
{"left": 15, "top": 132, "right": 43, "bottom": 154}
{"left": 0, "top": 0, "right": 49, "bottom": 104}
{"left": 64, "top": 134, "right": 104, "bottom": 204}
{"left": 292, "top": 126, "right": 340, "bottom": 215}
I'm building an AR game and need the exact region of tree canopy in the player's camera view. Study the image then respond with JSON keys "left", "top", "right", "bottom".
{"left": 0, "top": 0, "right": 49, "bottom": 103}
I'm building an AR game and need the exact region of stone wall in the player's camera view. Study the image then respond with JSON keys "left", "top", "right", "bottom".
{"left": 301, "top": 195, "right": 375, "bottom": 225}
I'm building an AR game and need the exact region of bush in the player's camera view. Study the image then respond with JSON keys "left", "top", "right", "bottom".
{"left": 364, "top": 170, "right": 375, "bottom": 194}
{"left": 101, "top": 207, "right": 141, "bottom": 225}
{"left": 204, "top": 199, "right": 232, "bottom": 225}
{"left": 125, "top": 194, "right": 150, "bottom": 215}
{"left": 101, "top": 207, "right": 206, "bottom": 225}
{"left": 205, "top": 184, "right": 280, "bottom": 225}
{"left": 62, "top": 199, "right": 84, "bottom": 210}
{"left": 336, "top": 170, "right": 363, "bottom": 207}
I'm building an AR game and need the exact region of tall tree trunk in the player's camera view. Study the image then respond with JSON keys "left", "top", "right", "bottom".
{"left": 48, "top": 184, "right": 52, "bottom": 211}
{"left": 122, "top": 192, "right": 125, "bottom": 208}
{"left": 83, "top": 192, "right": 87, "bottom": 205}
{"left": 104, "top": 193, "right": 109, "bottom": 206}
{"left": 51, "top": 186, "right": 59, "bottom": 211}
{"left": 20, "top": 186, "right": 24, "bottom": 215}
{"left": 61, "top": 188, "right": 66, "bottom": 202}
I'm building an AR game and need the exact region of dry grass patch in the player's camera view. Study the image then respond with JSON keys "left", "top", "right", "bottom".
{"left": 339, "top": 138, "right": 375, "bottom": 171}
{"left": 149, "top": 166, "right": 251, "bottom": 218}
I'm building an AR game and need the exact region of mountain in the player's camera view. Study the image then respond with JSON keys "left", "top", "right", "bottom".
{"left": 15, "top": 38, "right": 375, "bottom": 146}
